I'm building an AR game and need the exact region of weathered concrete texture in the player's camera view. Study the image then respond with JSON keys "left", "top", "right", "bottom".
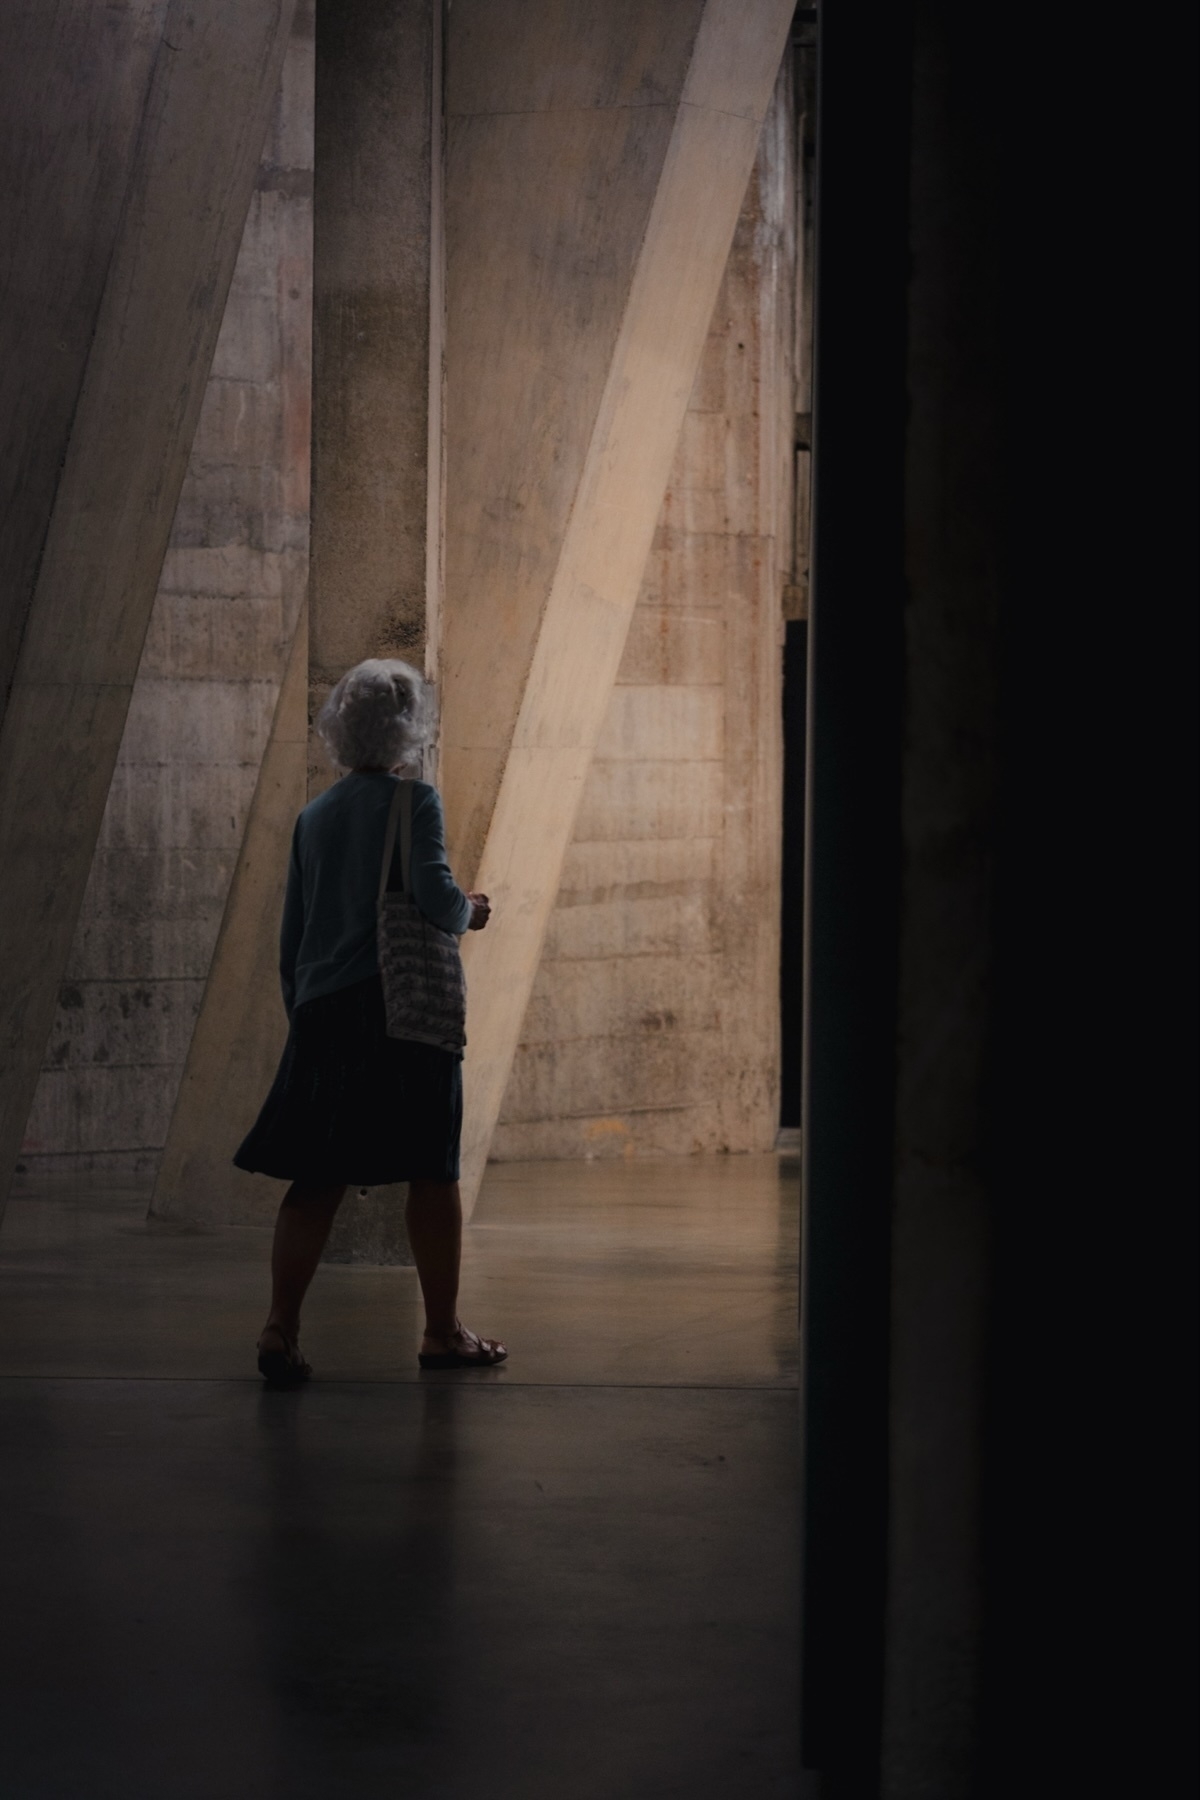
{"left": 440, "top": 0, "right": 708, "bottom": 876}
{"left": 444, "top": 0, "right": 796, "bottom": 1212}
{"left": 307, "top": 0, "right": 439, "bottom": 796}
{"left": 491, "top": 64, "right": 795, "bottom": 1163}
{"left": 148, "top": 612, "right": 308, "bottom": 1227}
{"left": 0, "top": 0, "right": 301, "bottom": 1216}
{"left": 786, "top": 25, "right": 816, "bottom": 623}
{"left": 323, "top": 1183, "right": 414, "bottom": 1265}
{"left": 0, "top": 0, "right": 168, "bottom": 727}
{"left": 20, "top": 8, "right": 313, "bottom": 1176}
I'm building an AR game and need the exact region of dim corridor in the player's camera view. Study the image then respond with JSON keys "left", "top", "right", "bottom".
{"left": 0, "top": 1154, "right": 798, "bottom": 1799}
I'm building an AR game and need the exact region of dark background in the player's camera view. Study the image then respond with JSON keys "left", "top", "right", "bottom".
{"left": 799, "top": 1, "right": 1197, "bottom": 1792}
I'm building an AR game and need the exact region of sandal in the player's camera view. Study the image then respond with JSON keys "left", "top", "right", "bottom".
{"left": 257, "top": 1324, "right": 312, "bottom": 1387}
{"left": 418, "top": 1322, "right": 508, "bottom": 1370}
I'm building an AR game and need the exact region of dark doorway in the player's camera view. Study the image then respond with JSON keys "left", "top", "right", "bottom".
{"left": 779, "top": 616, "right": 808, "bottom": 1131}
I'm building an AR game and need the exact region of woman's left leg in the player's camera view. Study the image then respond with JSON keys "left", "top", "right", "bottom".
{"left": 404, "top": 1177, "right": 463, "bottom": 1339}
{"left": 262, "top": 1181, "right": 347, "bottom": 1342}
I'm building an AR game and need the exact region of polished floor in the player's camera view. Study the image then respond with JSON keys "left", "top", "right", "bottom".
{"left": 0, "top": 1154, "right": 799, "bottom": 1799}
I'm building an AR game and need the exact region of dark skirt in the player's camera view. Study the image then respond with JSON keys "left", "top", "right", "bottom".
{"left": 233, "top": 975, "right": 462, "bottom": 1186}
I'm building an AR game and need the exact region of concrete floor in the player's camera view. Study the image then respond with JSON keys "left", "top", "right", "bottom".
{"left": 0, "top": 1154, "right": 799, "bottom": 1799}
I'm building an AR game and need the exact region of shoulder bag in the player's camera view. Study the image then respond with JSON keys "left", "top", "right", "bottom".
{"left": 377, "top": 780, "right": 467, "bottom": 1053}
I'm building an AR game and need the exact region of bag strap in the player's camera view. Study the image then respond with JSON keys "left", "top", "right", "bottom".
{"left": 378, "top": 780, "right": 415, "bottom": 902}
{"left": 399, "top": 778, "right": 414, "bottom": 893}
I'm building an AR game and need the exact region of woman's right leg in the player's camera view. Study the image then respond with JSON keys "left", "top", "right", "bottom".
{"left": 404, "top": 1177, "right": 462, "bottom": 1338}
{"left": 405, "top": 1179, "right": 506, "bottom": 1364}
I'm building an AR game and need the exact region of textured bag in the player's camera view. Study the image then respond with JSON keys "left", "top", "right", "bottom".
{"left": 377, "top": 780, "right": 467, "bottom": 1053}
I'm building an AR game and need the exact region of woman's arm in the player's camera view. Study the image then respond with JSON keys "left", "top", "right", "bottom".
{"left": 279, "top": 824, "right": 304, "bottom": 1017}
{"left": 409, "top": 785, "right": 474, "bottom": 936}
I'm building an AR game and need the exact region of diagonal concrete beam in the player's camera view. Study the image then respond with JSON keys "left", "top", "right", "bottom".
{"left": 0, "top": 0, "right": 298, "bottom": 1224}
{"left": 150, "top": 600, "right": 416, "bottom": 1264}
{"left": 442, "top": 0, "right": 795, "bottom": 1213}
{"left": 150, "top": 605, "right": 309, "bottom": 1226}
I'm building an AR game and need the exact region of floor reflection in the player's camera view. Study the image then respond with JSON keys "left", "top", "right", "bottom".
{"left": 254, "top": 1380, "right": 465, "bottom": 1789}
{"left": 0, "top": 1154, "right": 799, "bottom": 1798}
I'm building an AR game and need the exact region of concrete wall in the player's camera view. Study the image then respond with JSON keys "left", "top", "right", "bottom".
{"left": 0, "top": 0, "right": 167, "bottom": 729}
{"left": 19, "top": 9, "right": 314, "bottom": 1174}
{"left": 19, "top": 0, "right": 795, "bottom": 1184}
{"left": 491, "top": 68, "right": 794, "bottom": 1162}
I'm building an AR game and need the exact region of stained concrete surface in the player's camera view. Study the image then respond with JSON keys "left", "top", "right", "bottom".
{"left": 495, "top": 66, "right": 794, "bottom": 1168}
{"left": 441, "top": 0, "right": 795, "bottom": 1211}
{"left": 25, "top": 6, "right": 315, "bottom": 1175}
{"left": 0, "top": 0, "right": 300, "bottom": 1220}
{"left": 0, "top": 1153, "right": 798, "bottom": 1798}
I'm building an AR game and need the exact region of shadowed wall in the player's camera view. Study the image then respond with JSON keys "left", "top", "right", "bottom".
{"left": 21, "top": 9, "right": 314, "bottom": 1175}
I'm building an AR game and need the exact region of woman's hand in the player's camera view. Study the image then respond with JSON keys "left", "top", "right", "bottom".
{"left": 467, "top": 892, "right": 491, "bottom": 931}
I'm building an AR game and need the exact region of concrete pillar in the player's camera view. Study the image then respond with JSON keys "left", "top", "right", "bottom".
{"left": 310, "top": 0, "right": 440, "bottom": 1259}
{"left": 151, "top": 1, "right": 441, "bottom": 1253}
{"left": 441, "top": 0, "right": 796, "bottom": 1213}
{"left": 0, "top": 0, "right": 298, "bottom": 1227}
{"left": 306, "top": 0, "right": 443, "bottom": 793}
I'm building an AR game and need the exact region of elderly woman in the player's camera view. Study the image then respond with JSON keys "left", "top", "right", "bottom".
{"left": 235, "top": 658, "right": 507, "bottom": 1384}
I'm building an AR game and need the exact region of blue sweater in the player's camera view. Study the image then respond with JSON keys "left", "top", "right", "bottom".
{"left": 280, "top": 772, "right": 472, "bottom": 1016}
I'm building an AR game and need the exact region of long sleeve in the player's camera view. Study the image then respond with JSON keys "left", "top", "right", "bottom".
{"left": 281, "top": 775, "right": 473, "bottom": 1016}
{"left": 409, "top": 785, "right": 473, "bottom": 936}
{"left": 279, "top": 822, "right": 305, "bottom": 1017}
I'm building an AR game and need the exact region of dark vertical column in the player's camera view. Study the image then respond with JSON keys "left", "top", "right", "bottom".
{"left": 798, "top": 0, "right": 913, "bottom": 1791}
{"left": 978, "top": 8, "right": 1199, "bottom": 1796}
{"left": 878, "top": 2, "right": 1003, "bottom": 1785}
{"left": 799, "top": 2, "right": 1196, "bottom": 1791}
{"left": 309, "top": 0, "right": 437, "bottom": 793}
{"left": 778, "top": 618, "right": 808, "bottom": 1130}
{"left": 778, "top": 16, "right": 816, "bottom": 1137}
{"left": 305, "top": 0, "right": 440, "bottom": 1259}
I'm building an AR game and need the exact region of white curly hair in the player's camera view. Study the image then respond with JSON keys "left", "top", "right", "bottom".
{"left": 315, "top": 658, "right": 434, "bottom": 773}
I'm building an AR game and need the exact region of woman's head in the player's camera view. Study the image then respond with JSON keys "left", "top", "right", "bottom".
{"left": 315, "top": 659, "right": 434, "bottom": 773}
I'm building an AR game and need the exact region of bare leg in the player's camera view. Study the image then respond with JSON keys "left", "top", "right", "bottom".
{"left": 404, "top": 1178, "right": 462, "bottom": 1337}
{"left": 262, "top": 1181, "right": 347, "bottom": 1342}
{"left": 405, "top": 1178, "right": 506, "bottom": 1363}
